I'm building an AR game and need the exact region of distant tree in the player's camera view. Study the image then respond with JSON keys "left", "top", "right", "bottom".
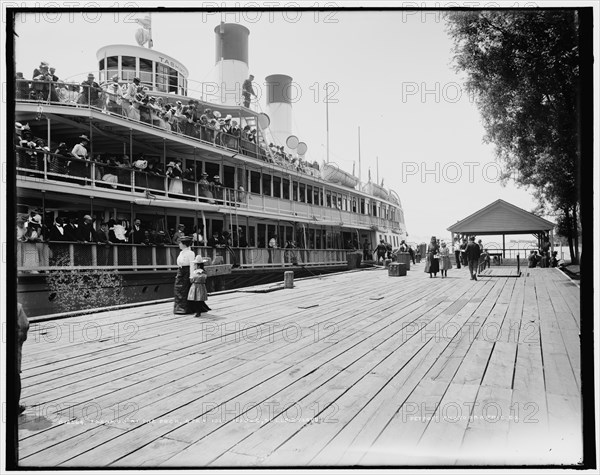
{"left": 446, "top": 10, "right": 581, "bottom": 263}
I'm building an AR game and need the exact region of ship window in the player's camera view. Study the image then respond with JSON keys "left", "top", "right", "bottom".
{"left": 257, "top": 223, "right": 266, "bottom": 248}
{"left": 278, "top": 226, "right": 286, "bottom": 247}
{"left": 156, "top": 63, "right": 169, "bottom": 92}
{"left": 205, "top": 162, "right": 220, "bottom": 180}
{"left": 250, "top": 171, "right": 260, "bottom": 194}
{"left": 352, "top": 198, "right": 357, "bottom": 213}
{"left": 168, "top": 67, "right": 178, "bottom": 93}
{"left": 247, "top": 226, "right": 255, "bottom": 247}
{"left": 105, "top": 56, "right": 118, "bottom": 84}
{"left": 299, "top": 183, "right": 306, "bottom": 203}
{"left": 223, "top": 165, "right": 235, "bottom": 189}
{"left": 282, "top": 178, "right": 290, "bottom": 199}
{"left": 373, "top": 203, "right": 377, "bottom": 217}
{"left": 306, "top": 185, "right": 313, "bottom": 204}
{"left": 107, "top": 56, "right": 118, "bottom": 68}
{"left": 273, "top": 176, "right": 281, "bottom": 198}
{"left": 262, "top": 173, "right": 272, "bottom": 196}
{"left": 313, "top": 186, "right": 320, "bottom": 206}
{"left": 268, "top": 225, "right": 277, "bottom": 247}
{"left": 292, "top": 181, "right": 298, "bottom": 201}
{"left": 316, "top": 229, "right": 322, "bottom": 249}
{"left": 342, "top": 196, "right": 347, "bottom": 210}
{"left": 360, "top": 198, "right": 365, "bottom": 214}
{"left": 326, "top": 191, "right": 331, "bottom": 207}
{"left": 99, "top": 59, "right": 105, "bottom": 71}
{"left": 121, "top": 56, "right": 136, "bottom": 81}
{"left": 140, "top": 58, "right": 153, "bottom": 85}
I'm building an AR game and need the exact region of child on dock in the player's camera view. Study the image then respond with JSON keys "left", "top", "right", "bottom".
{"left": 188, "top": 255, "right": 211, "bottom": 317}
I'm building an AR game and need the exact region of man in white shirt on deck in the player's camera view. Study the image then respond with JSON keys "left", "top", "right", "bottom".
{"left": 121, "top": 76, "right": 140, "bottom": 118}
{"left": 103, "top": 75, "right": 122, "bottom": 114}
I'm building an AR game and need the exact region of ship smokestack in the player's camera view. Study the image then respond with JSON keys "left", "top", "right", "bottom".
{"left": 265, "top": 74, "right": 293, "bottom": 148}
{"left": 214, "top": 23, "right": 249, "bottom": 106}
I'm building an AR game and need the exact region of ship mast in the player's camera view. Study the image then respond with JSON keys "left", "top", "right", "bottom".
{"left": 358, "top": 127, "right": 362, "bottom": 184}
{"left": 326, "top": 82, "right": 330, "bottom": 163}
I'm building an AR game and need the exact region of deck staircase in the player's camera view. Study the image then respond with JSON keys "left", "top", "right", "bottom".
{"left": 243, "top": 115, "right": 278, "bottom": 164}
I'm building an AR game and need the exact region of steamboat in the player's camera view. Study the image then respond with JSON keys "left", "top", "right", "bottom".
{"left": 14, "top": 19, "right": 407, "bottom": 317}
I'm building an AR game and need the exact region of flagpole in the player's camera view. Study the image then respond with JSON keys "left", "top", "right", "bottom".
{"left": 148, "top": 12, "right": 153, "bottom": 49}
{"left": 376, "top": 156, "right": 379, "bottom": 185}
{"left": 326, "top": 82, "right": 330, "bottom": 163}
{"left": 358, "top": 126, "right": 362, "bottom": 184}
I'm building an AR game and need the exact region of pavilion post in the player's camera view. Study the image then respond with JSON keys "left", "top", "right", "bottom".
{"left": 502, "top": 234, "right": 505, "bottom": 259}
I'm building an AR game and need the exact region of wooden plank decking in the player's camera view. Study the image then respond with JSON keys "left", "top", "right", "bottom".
{"left": 17, "top": 264, "right": 582, "bottom": 467}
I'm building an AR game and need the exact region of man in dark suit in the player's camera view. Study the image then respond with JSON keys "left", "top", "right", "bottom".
{"left": 465, "top": 236, "right": 481, "bottom": 281}
{"left": 97, "top": 222, "right": 110, "bottom": 244}
{"left": 76, "top": 215, "right": 97, "bottom": 242}
{"left": 63, "top": 218, "right": 78, "bottom": 242}
{"left": 128, "top": 218, "right": 145, "bottom": 244}
{"left": 48, "top": 217, "right": 67, "bottom": 242}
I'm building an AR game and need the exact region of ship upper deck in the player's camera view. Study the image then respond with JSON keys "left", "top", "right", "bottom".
{"left": 14, "top": 79, "right": 404, "bottom": 210}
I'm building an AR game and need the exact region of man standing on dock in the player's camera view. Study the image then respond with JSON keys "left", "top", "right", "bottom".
{"left": 465, "top": 236, "right": 481, "bottom": 281}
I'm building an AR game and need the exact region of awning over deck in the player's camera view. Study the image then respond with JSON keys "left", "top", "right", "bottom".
{"left": 447, "top": 199, "right": 555, "bottom": 257}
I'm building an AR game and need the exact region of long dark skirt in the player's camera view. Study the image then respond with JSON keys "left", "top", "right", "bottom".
{"left": 424, "top": 256, "right": 440, "bottom": 274}
{"left": 191, "top": 301, "right": 212, "bottom": 314}
{"left": 174, "top": 267, "right": 192, "bottom": 314}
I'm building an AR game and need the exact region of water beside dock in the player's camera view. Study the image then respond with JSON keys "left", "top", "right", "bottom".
{"left": 17, "top": 262, "right": 582, "bottom": 467}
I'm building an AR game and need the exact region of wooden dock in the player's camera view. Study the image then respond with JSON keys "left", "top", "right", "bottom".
{"left": 18, "top": 263, "right": 582, "bottom": 467}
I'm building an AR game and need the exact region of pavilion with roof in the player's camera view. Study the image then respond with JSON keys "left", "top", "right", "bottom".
{"left": 447, "top": 199, "right": 555, "bottom": 258}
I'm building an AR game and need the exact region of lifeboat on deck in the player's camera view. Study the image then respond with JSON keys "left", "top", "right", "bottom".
{"left": 321, "top": 162, "right": 359, "bottom": 188}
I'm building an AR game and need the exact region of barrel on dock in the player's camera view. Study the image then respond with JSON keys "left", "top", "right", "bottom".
{"left": 347, "top": 252, "right": 362, "bottom": 269}
{"left": 388, "top": 262, "right": 407, "bottom": 277}
{"left": 395, "top": 252, "right": 411, "bottom": 270}
{"left": 284, "top": 271, "right": 294, "bottom": 288}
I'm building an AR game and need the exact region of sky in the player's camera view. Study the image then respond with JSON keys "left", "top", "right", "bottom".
{"left": 8, "top": 2, "right": 595, "bottom": 245}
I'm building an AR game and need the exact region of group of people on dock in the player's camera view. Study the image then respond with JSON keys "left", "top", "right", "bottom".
{"left": 424, "top": 235, "right": 483, "bottom": 280}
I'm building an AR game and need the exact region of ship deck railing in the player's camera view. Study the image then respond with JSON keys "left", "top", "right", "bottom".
{"left": 16, "top": 241, "right": 354, "bottom": 273}
{"left": 15, "top": 80, "right": 324, "bottom": 179}
{"left": 15, "top": 148, "right": 403, "bottom": 231}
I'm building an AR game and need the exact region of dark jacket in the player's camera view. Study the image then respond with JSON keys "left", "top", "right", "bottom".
{"left": 63, "top": 223, "right": 78, "bottom": 241}
{"left": 129, "top": 226, "right": 146, "bottom": 244}
{"left": 465, "top": 241, "right": 481, "bottom": 261}
{"left": 76, "top": 222, "right": 97, "bottom": 242}
{"left": 48, "top": 225, "right": 67, "bottom": 242}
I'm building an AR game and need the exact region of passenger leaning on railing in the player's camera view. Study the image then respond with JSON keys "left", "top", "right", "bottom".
{"left": 78, "top": 73, "right": 103, "bottom": 107}
{"left": 16, "top": 72, "right": 31, "bottom": 100}
{"left": 49, "top": 142, "right": 70, "bottom": 175}
{"left": 47, "top": 217, "right": 67, "bottom": 242}
{"left": 121, "top": 77, "right": 140, "bottom": 118}
{"left": 69, "top": 134, "right": 90, "bottom": 185}
{"left": 103, "top": 75, "right": 123, "bottom": 114}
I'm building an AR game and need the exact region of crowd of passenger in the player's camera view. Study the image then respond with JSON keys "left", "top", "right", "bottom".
{"left": 17, "top": 61, "right": 320, "bottom": 175}
{"left": 15, "top": 125, "right": 246, "bottom": 201}
{"left": 16, "top": 212, "right": 250, "bottom": 249}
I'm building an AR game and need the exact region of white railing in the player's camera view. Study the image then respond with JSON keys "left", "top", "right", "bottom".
{"left": 16, "top": 242, "right": 352, "bottom": 272}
